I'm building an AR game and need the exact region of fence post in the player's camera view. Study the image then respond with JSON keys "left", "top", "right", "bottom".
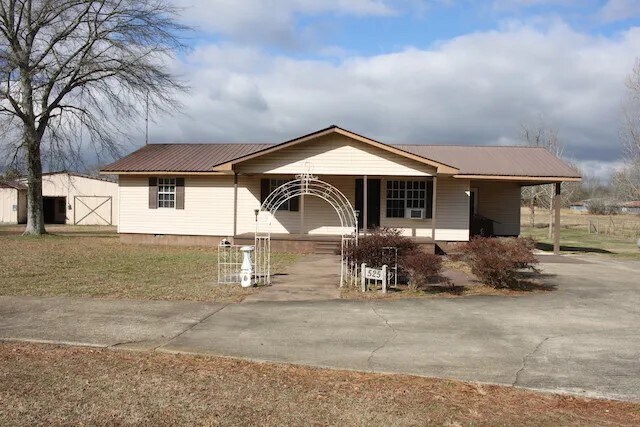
{"left": 361, "top": 263, "right": 366, "bottom": 292}
{"left": 382, "top": 265, "right": 387, "bottom": 294}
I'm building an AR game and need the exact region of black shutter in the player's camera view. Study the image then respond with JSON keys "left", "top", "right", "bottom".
{"left": 425, "top": 180, "right": 433, "bottom": 219}
{"left": 260, "top": 178, "right": 270, "bottom": 203}
{"left": 175, "top": 177, "right": 185, "bottom": 209}
{"left": 148, "top": 177, "right": 157, "bottom": 209}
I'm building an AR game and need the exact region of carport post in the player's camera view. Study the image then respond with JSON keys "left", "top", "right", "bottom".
{"left": 363, "top": 175, "right": 368, "bottom": 237}
{"left": 553, "top": 182, "right": 561, "bottom": 255}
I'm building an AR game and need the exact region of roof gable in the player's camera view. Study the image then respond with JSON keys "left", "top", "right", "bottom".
{"left": 234, "top": 131, "right": 440, "bottom": 176}
{"left": 212, "top": 126, "right": 459, "bottom": 175}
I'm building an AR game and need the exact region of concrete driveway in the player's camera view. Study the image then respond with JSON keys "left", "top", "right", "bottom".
{"left": 1, "top": 255, "right": 639, "bottom": 402}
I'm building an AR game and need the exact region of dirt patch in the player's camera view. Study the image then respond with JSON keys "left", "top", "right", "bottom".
{"left": 1, "top": 342, "right": 638, "bottom": 426}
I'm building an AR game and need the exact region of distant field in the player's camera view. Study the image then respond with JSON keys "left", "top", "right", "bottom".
{"left": 520, "top": 208, "right": 640, "bottom": 258}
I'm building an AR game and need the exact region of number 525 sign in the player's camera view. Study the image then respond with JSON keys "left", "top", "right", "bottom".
{"left": 364, "top": 267, "right": 384, "bottom": 280}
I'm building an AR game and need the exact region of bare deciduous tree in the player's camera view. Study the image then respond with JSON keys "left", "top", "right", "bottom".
{"left": 0, "top": 0, "right": 187, "bottom": 235}
{"left": 520, "top": 123, "right": 579, "bottom": 236}
{"left": 614, "top": 59, "right": 640, "bottom": 201}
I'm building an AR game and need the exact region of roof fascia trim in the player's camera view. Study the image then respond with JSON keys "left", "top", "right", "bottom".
{"left": 455, "top": 174, "right": 582, "bottom": 182}
{"left": 211, "top": 126, "right": 459, "bottom": 174}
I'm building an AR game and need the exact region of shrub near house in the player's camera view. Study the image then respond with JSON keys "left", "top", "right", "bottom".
{"left": 344, "top": 228, "right": 444, "bottom": 289}
{"left": 458, "top": 237, "right": 539, "bottom": 289}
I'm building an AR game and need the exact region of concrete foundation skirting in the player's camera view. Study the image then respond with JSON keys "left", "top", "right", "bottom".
{"left": 119, "top": 233, "right": 228, "bottom": 247}
{"left": 234, "top": 237, "right": 317, "bottom": 253}
{"left": 120, "top": 233, "right": 439, "bottom": 254}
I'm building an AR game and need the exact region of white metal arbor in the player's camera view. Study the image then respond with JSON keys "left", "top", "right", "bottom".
{"left": 255, "top": 173, "right": 358, "bottom": 286}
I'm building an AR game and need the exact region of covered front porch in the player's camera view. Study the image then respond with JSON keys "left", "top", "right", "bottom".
{"left": 233, "top": 231, "right": 438, "bottom": 254}
{"left": 231, "top": 172, "right": 459, "bottom": 244}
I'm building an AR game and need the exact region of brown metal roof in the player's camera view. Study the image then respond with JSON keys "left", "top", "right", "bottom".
{"left": 102, "top": 143, "right": 272, "bottom": 173}
{"left": 395, "top": 145, "right": 581, "bottom": 178}
{"left": 102, "top": 138, "right": 580, "bottom": 179}
{"left": 0, "top": 179, "right": 27, "bottom": 190}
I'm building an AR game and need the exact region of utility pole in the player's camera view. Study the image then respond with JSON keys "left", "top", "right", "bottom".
{"left": 145, "top": 91, "right": 149, "bottom": 145}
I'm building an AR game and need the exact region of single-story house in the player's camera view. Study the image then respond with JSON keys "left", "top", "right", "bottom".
{"left": 570, "top": 199, "right": 640, "bottom": 215}
{"left": 0, "top": 171, "right": 119, "bottom": 225}
{"left": 569, "top": 200, "right": 589, "bottom": 213}
{"left": 101, "top": 126, "right": 580, "bottom": 252}
{"left": 621, "top": 201, "right": 640, "bottom": 215}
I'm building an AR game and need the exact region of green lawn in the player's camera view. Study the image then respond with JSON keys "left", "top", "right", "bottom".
{"left": 0, "top": 229, "right": 297, "bottom": 301}
{"left": 522, "top": 225, "right": 640, "bottom": 259}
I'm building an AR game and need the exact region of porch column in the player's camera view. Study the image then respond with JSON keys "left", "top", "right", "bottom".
{"left": 300, "top": 194, "right": 305, "bottom": 235}
{"left": 431, "top": 176, "right": 437, "bottom": 241}
{"left": 553, "top": 182, "right": 561, "bottom": 255}
{"left": 233, "top": 172, "right": 238, "bottom": 237}
{"left": 363, "top": 175, "right": 368, "bottom": 236}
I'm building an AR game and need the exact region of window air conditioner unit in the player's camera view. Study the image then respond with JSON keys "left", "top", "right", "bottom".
{"left": 405, "top": 208, "right": 425, "bottom": 219}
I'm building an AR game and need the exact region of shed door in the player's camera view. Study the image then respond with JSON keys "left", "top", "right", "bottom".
{"left": 74, "top": 196, "right": 112, "bottom": 225}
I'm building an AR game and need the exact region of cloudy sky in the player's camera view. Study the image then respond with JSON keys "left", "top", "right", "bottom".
{"left": 141, "top": 0, "right": 640, "bottom": 181}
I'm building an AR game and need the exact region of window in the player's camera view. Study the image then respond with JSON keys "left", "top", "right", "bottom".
{"left": 158, "top": 177, "right": 176, "bottom": 208}
{"left": 260, "top": 178, "right": 299, "bottom": 212}
{"left": 270, "top": 179, "right": 290, "bottom": 211}
{"left": 386, "top": 180, "right": 432, "bottom": 218}
{"left": 386, "top": 180, "right": 405, "bottom": 218}
{"left": 406, "top": 181, "right": 426, "bottom": 209}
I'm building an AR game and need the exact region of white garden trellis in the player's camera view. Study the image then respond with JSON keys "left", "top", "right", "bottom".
{"left": 255, "top": 172, "right": 358, "bottom": 286}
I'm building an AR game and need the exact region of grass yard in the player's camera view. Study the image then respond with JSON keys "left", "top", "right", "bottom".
{"left": 2, "top": 343, "right": 639, "bottom": 426}
{"left": 0, "top": 226, "right": 297, "bottom": 302}
{"left": 520, "top": 208, "right": 640, "bottom": 259}
{"left": 522, "top": 226, "right": 640, "bottom": 259}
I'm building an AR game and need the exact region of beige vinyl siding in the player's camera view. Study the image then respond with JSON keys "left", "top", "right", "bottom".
{"left": 239, "top": 175, "right": 466, "bottom": 240}
{"left": 236, "top": 175, "right": 301, "bottom": 235}
{"left": 236, "top": 175, "right": 355, "bottom": 236}
{"left": 301, "top": 176, "right": 354, "bottom": 235}
{"left": 434, "top": 177, "right": 470, "bottom": 241}
{"left": 473, "top": 180, "right": 521, "bottom": 236}
{"left": 119, "top": 175, "right": 234, "bottom": 236}
{"left": 236, "top": 134, "right": 436, "bottom": 177}
{"left": 0, "top": 188, "right": 18, "bottom": 223}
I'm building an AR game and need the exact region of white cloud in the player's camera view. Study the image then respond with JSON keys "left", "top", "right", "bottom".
{"left": 175, "top": 0, "right": 396, "bottom": 46}
{"left": 600, "top": 0, "right": 640, "bottom": 22}
{"left": 143, "top": 22, "right": 640, "bottom": 181}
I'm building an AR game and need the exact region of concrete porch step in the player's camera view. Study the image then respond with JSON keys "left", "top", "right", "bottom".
{"left": 314, "top": 241, "right": 340, "bottom": 255}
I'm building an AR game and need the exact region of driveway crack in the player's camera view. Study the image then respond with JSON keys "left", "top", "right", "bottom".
{"left": 367, "top": 303, "right": 398, "bottom": 370}
{"left": 513, "top": 335, "right": 556, "bottom": 386}
{"left": 157, "top": 304, "right": 230, "bottom": 350}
